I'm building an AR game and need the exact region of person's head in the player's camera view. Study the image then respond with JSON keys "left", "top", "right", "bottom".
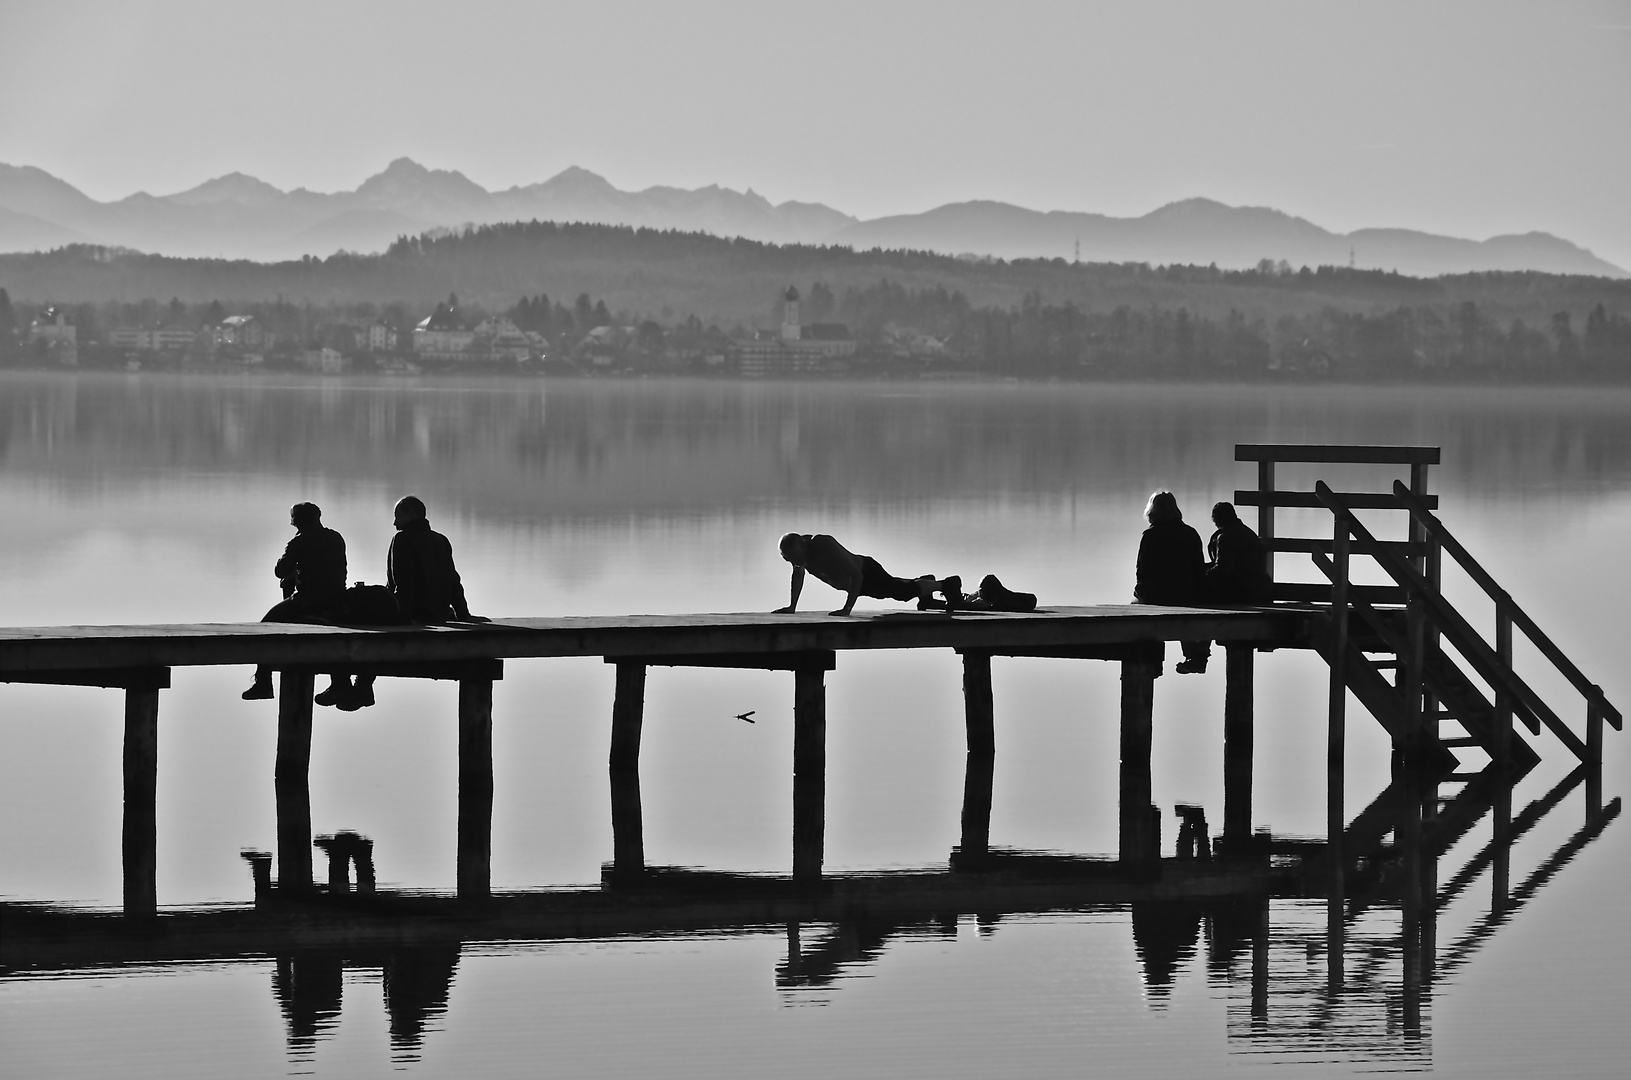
{"left": 1145, "top": 491, "right": 1181, "bottom": 525}
{"left": 393, "top": 495, "right": 428, "bottom": 529}
{"left": 1212, "top": 501, "right": 1240, "bottom": 528}
{"left": 778, "top": 532, "right": 806, "bottom": 565}
{"left": 289, "top": 502, "right": 322, "bottom": 530}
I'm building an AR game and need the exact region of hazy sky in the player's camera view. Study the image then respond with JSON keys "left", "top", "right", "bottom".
{"left": 5, "top": 0, "right": 1630, "bottom": 266}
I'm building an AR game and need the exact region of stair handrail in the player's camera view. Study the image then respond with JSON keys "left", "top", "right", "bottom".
{"left": 1314, "top": 482, "right": 1589, "bottom": 761}
{"left": 1308, "top": 549, "right": 1542, "bottom": 738}
{"left": 1390, "top": 479, "right": 1622, "bottom": 733}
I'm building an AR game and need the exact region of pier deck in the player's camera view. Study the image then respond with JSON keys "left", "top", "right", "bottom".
{"left": 0, "top": 604, "right": 1310, "bottom": 673}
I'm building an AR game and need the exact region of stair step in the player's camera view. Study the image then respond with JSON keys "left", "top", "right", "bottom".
{"left": 1441, "top": 736, "right": 1483, "bottom": 747}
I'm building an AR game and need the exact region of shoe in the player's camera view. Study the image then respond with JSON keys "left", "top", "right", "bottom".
{"left": 940, "top": 575, "right": 964, "bottom": 610}
{"left": 915, "top": 575, "right": 938, "bottom": 610}
{"left": 314, "top": 680, "right": 351, "bottom": 707}
{"left": 979, "top": 575, "right": 1038, "bottom": 612}
{"left": 1175, "top": 658, "right": 1208, "bottom": 675}
{"left": 337, "top": 683, "right": 375, "bottom": 712}
{"left": 241, "top": 677, "right": 273, "bottom": 701}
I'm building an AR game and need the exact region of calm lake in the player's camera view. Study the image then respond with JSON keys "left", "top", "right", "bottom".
{"left": 1, "top": 372, "right": 1627, "bottom": 1078}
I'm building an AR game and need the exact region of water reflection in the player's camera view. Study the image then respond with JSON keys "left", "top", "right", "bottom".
{"left": 273, "top": 769, "right": 1631, "bottom": 1069}
{"left": 6, "top": 373, "right": 1631, "bottom": 525}
{"left": 271, "top": 945, "right": 460, "bottom": 1067}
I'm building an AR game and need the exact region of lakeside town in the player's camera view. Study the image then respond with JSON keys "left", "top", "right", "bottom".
{"left": 0, "top": 285, "right": 946, "bottom": 378}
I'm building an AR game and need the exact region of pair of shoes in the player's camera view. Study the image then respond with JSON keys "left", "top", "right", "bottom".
{"left": 337, "top": 683, "right": 375, "bottom": 712}
{"left": 1175, "top": 658, "right": 1209, "bottom": 675}
{"left": 314, "top": 680, "right": 352, "bottom": 707}
{"left": 979, "top": 575, "right": 1039, "bottom": 613}
{"left": 241, "top": 678, "right": 274, "bottom": 701}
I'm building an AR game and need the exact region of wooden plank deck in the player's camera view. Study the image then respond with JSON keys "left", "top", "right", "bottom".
{"left": 0, "top": 604, "right": 1314, "bottom": 676}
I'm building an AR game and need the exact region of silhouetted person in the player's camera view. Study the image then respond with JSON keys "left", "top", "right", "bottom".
{"left": 1133, "top": 491, "right": 1210, "bottom": 674}
{"left": 242, "top": 502, "right": 349, "bottom": 701}
{"left": 774, "top": 532, "right": 958, "bottom": 616}
{"left": 272, "top": 952, "right": 344, "bottom": 1058}
{"left": 344, "top": 496, "right": 485, "bottom": 710}
{"left": 1204, "top": 501, "right": 1272, "bottom": 603}
{"left": 1131, "top": 900, "right": 1204, "bottom": 1004}
{"left": 383, "top": 945, "right": 461, "bottom": 1063}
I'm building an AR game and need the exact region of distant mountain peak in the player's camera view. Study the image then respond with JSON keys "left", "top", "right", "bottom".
{"left": 165, "top": 171, "right": 285, "bottom": 206}
{"left": 531, "top": 166, "right": 618, "bottom": 194}
{"left": 354, "top": 158, "right": 490, "bottom": 210}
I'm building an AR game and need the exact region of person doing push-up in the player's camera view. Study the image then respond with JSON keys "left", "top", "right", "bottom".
{"left": 774, "top": 532, "right": 960, "bottom": 616}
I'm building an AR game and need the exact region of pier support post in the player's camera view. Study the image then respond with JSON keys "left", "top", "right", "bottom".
{"left": 1223, "top": 645, "right": 1255, "bottom": 854}
{"left": 122, "top": 686, "right": 160, "bottom": 918}
{"left": 1119, "top": 657, "right": 1159, "bottom": 865}
{"left": 793, "top": 664, "right": 826, "bottom": 883}
{"left": 609, "top": 662, "right": 647, "bottom": 880}
{"left": 458, "top": 675, "right": 495, "bottom": 902}
{"left": 959, "top": 650, "right": 996, "bottom": 864}
{"left": 275, "top": 671, "right": 315, "bottom": 894}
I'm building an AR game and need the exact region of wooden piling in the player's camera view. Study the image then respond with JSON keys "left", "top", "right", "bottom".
{"left": 274, "top": 670, "right": 315, "bottom": 894}
{"left": 1119, "top": 657, "right": 1159, "bottom": 864}
{"left": 458, "top": 675, "right": 495, "bottom": 901}
{"left": 609, "top": 661, "right": 647, "bottom": 879}
{"left": 1223, "top": 645, "right": 1254, "bottom": 852}
{"left": 960, "top": 650, "right": 996, "bottom": 862}
{"left": 122, "top": 687, "right": 160, "bottom": 918}
{"left": 792, "top": 664, "right": 826, "bottom": 883}
{"left": 1327, "top": 523, "right": 1349, "bottom": 897}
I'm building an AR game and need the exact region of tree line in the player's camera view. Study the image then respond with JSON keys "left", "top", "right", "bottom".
{"left": 0, "top": 218, "right": 1628, "bottom": 378}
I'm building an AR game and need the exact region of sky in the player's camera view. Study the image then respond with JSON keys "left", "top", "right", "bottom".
{"left": 4, "top": 0, "right": 1630, "bottom": 267}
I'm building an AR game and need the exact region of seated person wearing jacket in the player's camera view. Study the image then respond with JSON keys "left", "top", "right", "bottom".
{"left": 1204, "top": 501, "right": 1272, "bottom": 604}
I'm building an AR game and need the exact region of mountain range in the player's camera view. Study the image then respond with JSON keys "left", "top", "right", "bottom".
{"left": 0, "top": 158, "right": 1621, "bottom": 279}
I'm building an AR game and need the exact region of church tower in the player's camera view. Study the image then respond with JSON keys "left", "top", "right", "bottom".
{"left": 781, "top": 286, "right": 801, "bottom": 341}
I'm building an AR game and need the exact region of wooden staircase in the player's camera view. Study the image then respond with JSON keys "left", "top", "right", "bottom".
{"left": 1235, "top": 444, "right": 1620, "bottom": 778}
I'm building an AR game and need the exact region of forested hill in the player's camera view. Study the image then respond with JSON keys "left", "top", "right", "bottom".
{"left": 4, "top": 221, "right": 1630, "bottom": 331}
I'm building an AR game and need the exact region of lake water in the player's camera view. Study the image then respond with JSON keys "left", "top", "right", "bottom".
{"left": 1, "top": 372, "right": 1627, "bottom": 1078}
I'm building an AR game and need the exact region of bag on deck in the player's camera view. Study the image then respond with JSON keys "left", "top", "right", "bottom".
{"left": 337, "top": 583, "right": 409, "bottom": 625}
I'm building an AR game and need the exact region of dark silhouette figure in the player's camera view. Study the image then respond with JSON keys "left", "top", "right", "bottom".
{"left": 242, "top": 502, "right": 348, "bottom": 701}
{"left": 1131, "top": 900, "right": 1205, "bottom": 1004}
{"left": 1133, "top": 491, "right": 1210, "bottom": 673}
{"left": 1205, "top": 502, "right": 1272, "bottom": 603}
{"left": 270, "top": 946, "right": 460, "bottom": 1066}
{"left": 387, "top": 495, "right": 476, "bottom": 624}
{"left": 383, "top": 946, "right": 462, "bottom": 1064}
{"left": 344, "top": 496, "right": 485, "bottom": 710}
{"left": 774, "top": 532, "right": 958, "bottom": 616}
{"left": 272, "top": 951, "right": 344, "bottom": 1060}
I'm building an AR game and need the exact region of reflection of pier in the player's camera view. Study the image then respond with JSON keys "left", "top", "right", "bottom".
{"left": 0, "top": 445, "right": 1619, "bottom": 925}
{"left": 4, "top": 756, "right": 1613, "bottom": 1069}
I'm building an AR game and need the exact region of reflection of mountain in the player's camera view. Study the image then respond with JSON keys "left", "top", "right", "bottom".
{"left": 3, "top": 375, "right": 1631, "bottom": 528}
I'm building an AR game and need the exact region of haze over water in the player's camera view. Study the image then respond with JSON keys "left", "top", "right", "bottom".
{"left": 1, "top": 372, "right": 1628, "bottom": 1077}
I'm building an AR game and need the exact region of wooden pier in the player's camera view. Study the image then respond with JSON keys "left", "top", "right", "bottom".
{"left": 0, "top": 444, "right": 1620, "bottom": 920}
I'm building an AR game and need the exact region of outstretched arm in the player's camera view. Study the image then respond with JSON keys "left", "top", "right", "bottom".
{"left": 774, "top": 566, "right": 806, "bottom": 613}
{"left": 830, "top": 590, "right": 858, "bottom": 617}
